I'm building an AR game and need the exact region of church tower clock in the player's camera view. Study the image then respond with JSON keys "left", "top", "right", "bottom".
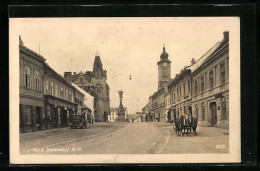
{"left": 157, "top": 46, "right": 171, "bottom": 90}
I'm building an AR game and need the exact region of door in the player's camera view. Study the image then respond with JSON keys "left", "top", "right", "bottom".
{"left": 210, "top": 102, "right": 217, "bottom": 125}
{"left": 36, "top": 107, "right": 42, "bottom": 130}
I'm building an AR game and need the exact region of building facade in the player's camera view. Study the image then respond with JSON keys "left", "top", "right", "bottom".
{"left": 19, "top": 36, "right": 46, "bottom": 133}
{"left": 166, "top": 31, "right": 229, "bottom": 128}
{"left": 64, "top": 54, "right": 110, "bottom": 122}
{"left": 191, "top": 32, "right": 229, "bottom": 128}
{"left": 43, "top": 63, "right": 81, "bottom": 129}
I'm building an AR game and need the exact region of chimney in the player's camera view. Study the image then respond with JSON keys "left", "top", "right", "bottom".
{"left": 191, "top": 58, "right": 196, "bottom": 65}
{"left": 223, "top": 31, "right": 229, "bottom": 40}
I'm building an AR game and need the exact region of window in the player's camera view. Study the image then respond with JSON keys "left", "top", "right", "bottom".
{"left": 72, "top": 93, "right": 74, "bottom": 103}
{"left": 50, "top": 82, "right": 54, "bottom": 96}
{"left": 25, "top": 66, "right": 31, "bottom": 88}
{"left": 183, "top": 83, "right": 185, "bottom": 95}
{"left": 188, "top": 80, "right": 190, "bottom": 93}
{"left": 177, "top": 87, "right": 179, "bottom": 98}
{"left": 201, "top": 76, "right": 204, "bottom": 92}
{"left": 209, "top": 70, "right": 214, "bottom": 88}
{"left": 45, "top": 80, "right": 49, "bottom": 94}
{"left": 179, "top": 86, "right": 181, "bottom": 98}
{"left": 69, "top": 91, "right": 71, "bottom": 101}
{"left": 202, "top": 103, "right": 205, "bottom": 121}
{"left": 195, "top": 80, "right": 198, "bottom": 95}
{"left": 55, "top": 84, "right": 58, "bottom": 97}
{"left": 35, "top": 70, "right": 40, "bottom": 90}
{"left": 60, "top": 87, "right": 64, "bottom": 99}
{"left": 66, "top": 90, "right": 68, "bottom": 100}
{"left": 174, "top": 91, "right": 175, "bottom": 102}
{"left": 220, "top": 63, "right": 225, "bottom": 84}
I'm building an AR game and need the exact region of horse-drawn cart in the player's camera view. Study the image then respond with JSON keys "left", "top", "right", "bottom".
{"left": 174, "top": 115, "right": 198, "bottom": 136}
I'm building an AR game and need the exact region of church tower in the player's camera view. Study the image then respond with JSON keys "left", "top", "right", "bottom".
{"left": 91, "top": 53, "right": 110, "bottom": 122}
{"left": 157, "top": 46, "right": 171, "bottom": 89}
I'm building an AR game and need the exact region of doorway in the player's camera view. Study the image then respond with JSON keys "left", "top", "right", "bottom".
{"left": 36, "top": 107, "right": 42, "bottom": 130}
{"left": 188, "top": 106, "right": 192, "bottom": 116}
{"left": 210, "top": 102, "right": 217, "bottom": 125}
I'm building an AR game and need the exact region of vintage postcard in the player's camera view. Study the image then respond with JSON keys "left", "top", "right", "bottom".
{"left": 9, "top": 17, "right": 240, "bottom": 164}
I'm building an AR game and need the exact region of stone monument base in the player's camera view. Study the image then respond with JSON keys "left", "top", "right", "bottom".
{"left": 118, "top": 115, "right": 127, "bottom": 122}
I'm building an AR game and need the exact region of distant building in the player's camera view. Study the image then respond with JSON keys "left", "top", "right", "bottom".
{"left": 72, "top": 83, "right": 95, "bottom": 122}
{"left": 64, "top": 54, "right": 110, "bottom": 122}
{"left": 108, "top": 107, "right": 128, "bottom": 122}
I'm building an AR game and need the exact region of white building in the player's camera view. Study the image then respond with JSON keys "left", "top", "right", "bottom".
{"left": 72, "top": 82, "right": 95, "bottom": 122}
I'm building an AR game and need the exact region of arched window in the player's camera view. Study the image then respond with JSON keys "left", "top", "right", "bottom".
{"left": 25, "top": 66, "right": 31, "bottom": 88}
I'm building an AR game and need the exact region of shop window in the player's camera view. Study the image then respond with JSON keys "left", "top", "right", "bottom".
{"left": 25, "top": 66, "right": 31, "bottom": 88}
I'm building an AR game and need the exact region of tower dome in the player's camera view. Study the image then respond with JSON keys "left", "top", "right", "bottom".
{"left": 160, "top": 47, "right": 169, "bottom": 59}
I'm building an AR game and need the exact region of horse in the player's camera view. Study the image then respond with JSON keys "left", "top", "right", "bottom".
{"left": 174, "top": 117, "right": 182, "bottom": 136}
{"left": 179, "top": 115, "right": 198, "bottom": 136}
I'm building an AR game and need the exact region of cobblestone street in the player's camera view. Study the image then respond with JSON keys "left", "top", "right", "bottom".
{"left": 20, "top": 122, "right": 229, "bottom": 154}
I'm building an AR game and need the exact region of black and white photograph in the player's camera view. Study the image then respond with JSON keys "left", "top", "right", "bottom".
{"left": 9, "top": 17, "right": 240, "bottom": 164}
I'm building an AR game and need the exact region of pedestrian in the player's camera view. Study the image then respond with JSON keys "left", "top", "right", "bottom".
{"left": 132, "top": 118, "right": 134, "bottom": 124}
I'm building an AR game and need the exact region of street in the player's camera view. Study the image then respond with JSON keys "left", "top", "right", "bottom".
{"left": 20, "top": 122, "right": 229, "bottom": 154}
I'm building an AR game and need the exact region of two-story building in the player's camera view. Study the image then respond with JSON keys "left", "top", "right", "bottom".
{"left": 19, "top": 36, "right": 46, "bottom": 133}
{"left": 43, "top": 63, "right": 79, "bottom": 129}
{"left": 191, "top": 32, "right": 229, "bottom": 128}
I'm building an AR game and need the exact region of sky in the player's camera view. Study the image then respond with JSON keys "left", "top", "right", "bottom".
{"left": 11, "top": 17, "right": 237, "bottom": 114}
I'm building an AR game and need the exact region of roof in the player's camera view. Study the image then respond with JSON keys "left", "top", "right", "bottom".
{"left": 19, "top": 43, "right": 46, "bottom": 63}
{"left": 188, "top": 41, "right": 221, "bottom": 73}
{"left": 72, "top": 82, "right": 94, "bottom": 112}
